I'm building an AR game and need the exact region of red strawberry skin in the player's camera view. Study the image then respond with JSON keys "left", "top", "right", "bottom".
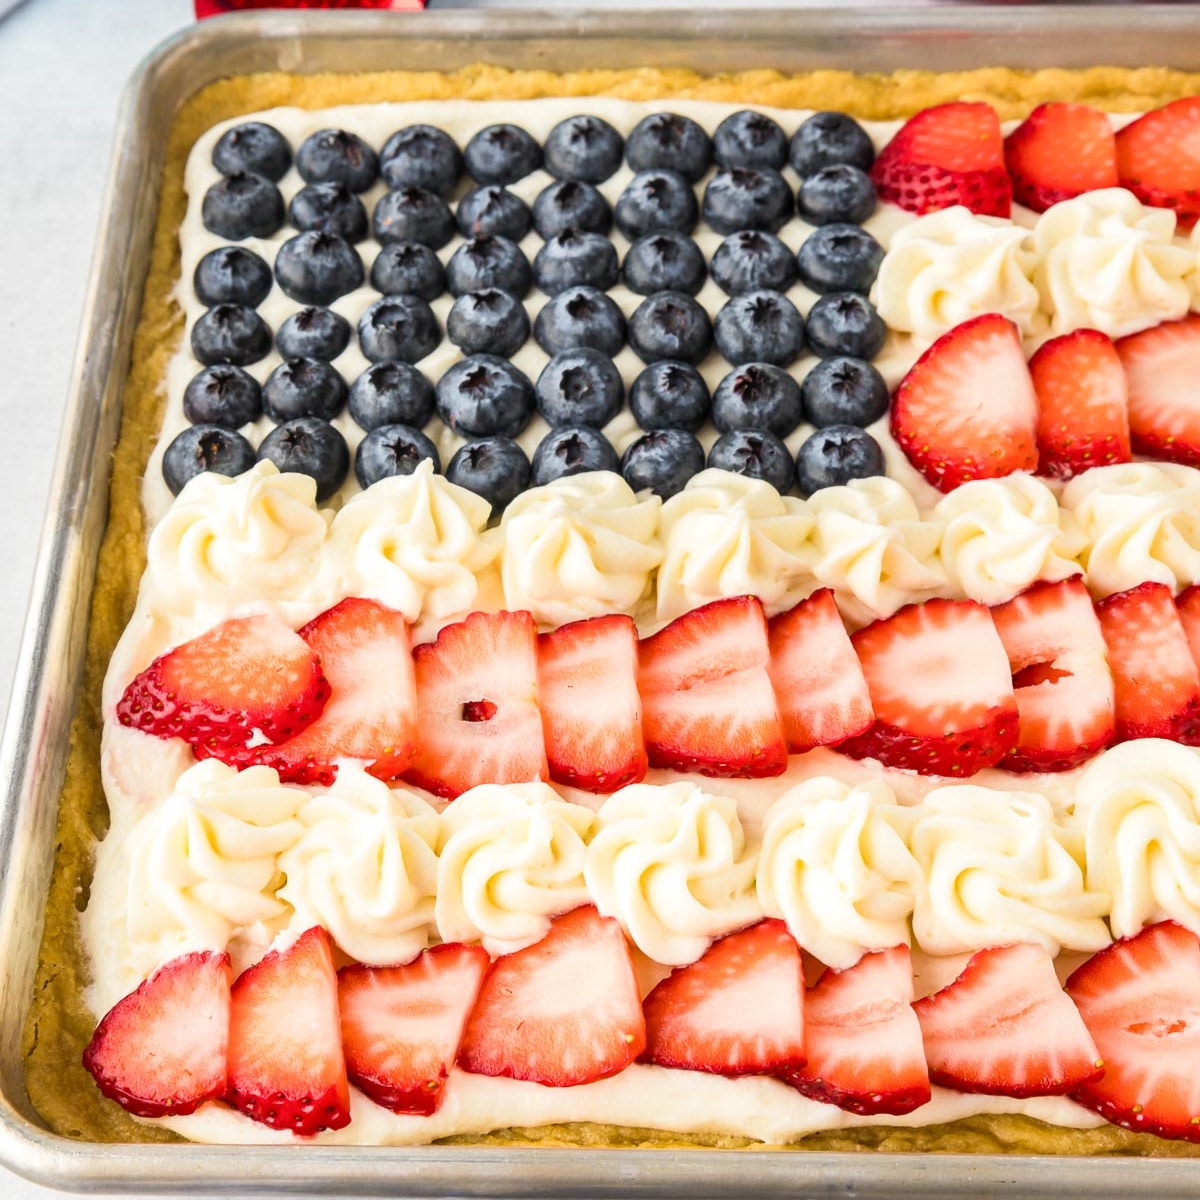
{"left": 1068, "top": 921, "right": 1200, "bottom": 1141}
{"left": 1177, "top": 584, "right": 1200, "bottom": 670}
{"left": 1004, "top": 102, "right": 1118, "bottom": 213}
{"left": 538, "top": 614, "right": 647, "bottom": 793}
{"left": 457, "top": 906, "right": 645, "bottom": 1087}
{"left": 890, "top": 313, "right": 1039, "bottom": 493}
{"left": 338, "top": 943, "right": 489, "bottom": 1116}
{"left": 1116, "top": 97, "right": 1200, "bottom": 228}
{"left": 226, "top": 927, "right": 351, "bottom": 1136}
{"left": 1117, "top": 316, "right": 1200, "bottom": 468}
{"left": 641, "top": 920, "right": 805, "bottom": 1076}
{"left": 82, "top": 951, "right": 231, "bottom": 1119}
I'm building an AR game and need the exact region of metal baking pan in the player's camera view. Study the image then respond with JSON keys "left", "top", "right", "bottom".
{"left": 5, "top": 5, "right": 1200, "bottom": 1194}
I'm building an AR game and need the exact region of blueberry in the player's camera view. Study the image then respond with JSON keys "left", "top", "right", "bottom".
{"left": 256, "top": 417, "right": 350, "bottom": 502}
{"left": 796, "top": 224, "right": 884, "bottom": 295}
{"left": 532, "top": 179, "right": 611, "bottom": 238}
{"left": 436, "top": 355, "right": 535, "bottom": 438}
{"left": 201, "top": 172, "right": 284, "bottom": 241}
{"left": 800, "top": 357, "right": 889, "bottom": 429}
{"left": 446, "top": 437, "right": 531, "bottom": 516}
{"left": 447, "top": 288, "right": 530, "bottom": 358}
{"left": 457, "top": 185, "right": 532, "bottom": 241}
{"left": 795, "top": 424, "right": 885, "bottom": 496}
{"left": 191, "top": 304, "right": 272, "bottom": 367}
{"left": 625, "top": 112, "right": 712, "bottom": 183}
{"left": 464, "top": 124, "right": 542, "bottom": 185}
{"left": 370, "top": 241, "right": 446, "bottom": 301}
{"left": 621, "top": 429, "right": 705, "bottom": 500}
{"left": 790, "top": 111, "right": 876, "bottom": 177}
{"left": 796, "top": 164, "right": 877, "bottom": 227}
{"left": 274, "top": 231, "right": 364, "bottom": 306}
{"left": 288, "top": 182, "right": 368, "bottom": 242}
{"left": 357, "top": 295, "right": 440, "bottom": 364}
{"left": 373, "top": 186, "right": 456, "bottom": 250}
{"left": 614, "top": 169, "right": 698, "bottom": 240}
{"left": 355, "top": 423, "right": 441, "bottom": 488}
{"left": 446, "top": 235, "right": 532, "bottom": 299}
{"left": 544, "top": 115, "right": 623, "bottom": 184}
{"left": 182, "top": 365, "right": 262, "bottom": 428}
{"left": 702, "top": 167, "right": 792, "bottom": 236}
{"left": 708, "top": 429, "right": 795, "bottom": 493}
{"left": 534, "top": 230, "right": 619, "bottom": 296}
{"left": 629, "top": 361, "right": 709, "bottom": 432}
{"left": 622, "top": 232, "right": 706, "bottom": 296}
{"left": 276, "top": 307, "right": 351, "bottom": 362}
{"left": 296, "top": 128, "right": 379, "bottom": 193}
{"left": 628, "top": 291, "right": 712, "bottom": 366}
{"left": 713, "top": 290, "right": 805, "bottom": 367}
{"left": 212, "top": 121, "right": 291, "bottom": 181}
{"left": 348, "top": 361, "right": 435, "bottom": 431}
{"left": 534, "top": 286, "right": 626, "bottom": 357}
{"left": 162, "top": 424, "right": 256, "bottom": 495}
{"left": 709, "top": 230, "right": 798, "bottom": 297}
{"left": 380, "top": 124, "right": 463, "bottom": 196}
{"left": 711, "top": 110, "right": 788, "bottom": 170}
{"left": 262, "top": 358, "right": 347, "bottom": 423}
{"left": 712, "top": 363, "right": 803, "bottom": 438}
{"left": 193, "top": 246, "right": 272, "bottom": 308}
{"left": 532, "top": 426, "right": 619, "bottom": 485}
{"left": 535, "top": 348, "right": 624, "bottom": 428}
{"left": 805, "top": 292, "right": 887, "bottom": 360}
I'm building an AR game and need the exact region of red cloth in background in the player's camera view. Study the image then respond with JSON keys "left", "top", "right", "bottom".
{"left": 196, "top": 0, "right": 424, "bottom": 16}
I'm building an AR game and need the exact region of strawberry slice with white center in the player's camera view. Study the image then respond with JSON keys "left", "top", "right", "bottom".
{"left": 538, "top": 614, "right": 647, "bottom": 793}
{"left": 404, "top": 609, "right": 547, "bottom": 800}
{"left": 990, "top": 578, "right": 1115, "bottom": 772}
{"left": 839, "top": 598, "right": 1018, "bottom": 776}
{"left": 82, "top": 950, "right": 231, "bottom": 1119}
{"left": 338, "top": 943, "right": 490, "bottom": 1116}
{"left": 641, "top": 919, "right": 805, "bottom": 1076}
{"left": 890, "top": 313, "right": 1039, "bottom": 493}
{"left": 1116, "top": 97, "right": 1200, "bottom": 228}
{"left": 116, "top": 613, "right": 329, "bottom": 757}
{"left": 767, "top": 588, "right": 873, "bottom": 754}
{"left": 457, "top": 905, "right": 644, "bottom": 1086}
{"left": 1116, "top": 316, "right": 1200, "bottom": 467}
{"left": 782, "top": 945, "right": 930, "bottom": 1116}
{"left": 914, "top": 942, "right": 1103, "bottom": 1098}
{"left": 1067, "top": 921, "right": 1200, "bottom": 1141}
{"left": 638, "top": 596, "right": 787, "bottom": 778}
{"left": 869, "top": 101, "right": 1011, "bottom": 218}
{"left": 1029, "top": 329, "right": 1131, "bottom": 480}
{"left": 226, "top": 926, "right": 350, "bottom": 1136}
{"left": 1096, "top": 581, "right": 1200, "bottom": 743}
{"left": 1004, "top": 102, "right": 1119, "bottom": 213}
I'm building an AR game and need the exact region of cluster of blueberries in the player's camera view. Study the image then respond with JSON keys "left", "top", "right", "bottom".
{"left": 167, "top": 107, "right": 892, "bottom": 513}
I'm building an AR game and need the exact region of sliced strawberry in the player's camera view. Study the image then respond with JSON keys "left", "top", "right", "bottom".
{"left": 1004, "top": 102, "right": 1118, "bottom": 213}
{"left": 1116, "top": 97, "right": 1200, "bottom": 228}
{"left": 403, "top": 609, "right": 547, "bottom": 800}
{"left": 457, "top": 905, "right": 644, "bottom": 1086}
{"left": 839, "top": 598, "right": 1018, "bottom": 776}
{"left": 1177, "top": 584, "right": 1200, "bottom": 670}
{"left": 638, "top": 596, "right": 787, "bottom": 778}
{"left": 226, "top": 926, "right": 350, "bottom": 1135}
{"left": 1029, "top": 329, "right": 1131, "bottom": 480}
{"left": 1067, "top": 921, "right": 1200, "bottom": 1141}
{"left": 338, "top": 943, "right": 489, "bottom": 1117}
{"left": 1116, "top": 316, "right": 1200, "bottom": 467}
{"left": 870, "top": 102, "right": 1011, "bottom": 218}
{"left": 767, "top": 589, "right": 873, "bottom": 754}
{"left": 538, "top": 614, "right": 647, "bottom": 793}
{"left": 1096, "top": 581, "right": 1200, "bottom": 742}
{"left": 990, "top": 578, "right": 1115, "bottom": 772}
{"left": 82, "top": 950, "right": 231, "bottom": 1119}
{"left": 641, "top": 919, "right": 805, "bottom": 1076}
{"left": 890, "top": 314, "right": 1039, "bottom": 493}
{"left": 914, "top": 942, "right": 1102, "bottom": 1098}
{"left": 116, "top": 614, "right": 329, "bottom": 757}
{"left": 782, "top": 945, "right": 930, "bottom": 1117}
